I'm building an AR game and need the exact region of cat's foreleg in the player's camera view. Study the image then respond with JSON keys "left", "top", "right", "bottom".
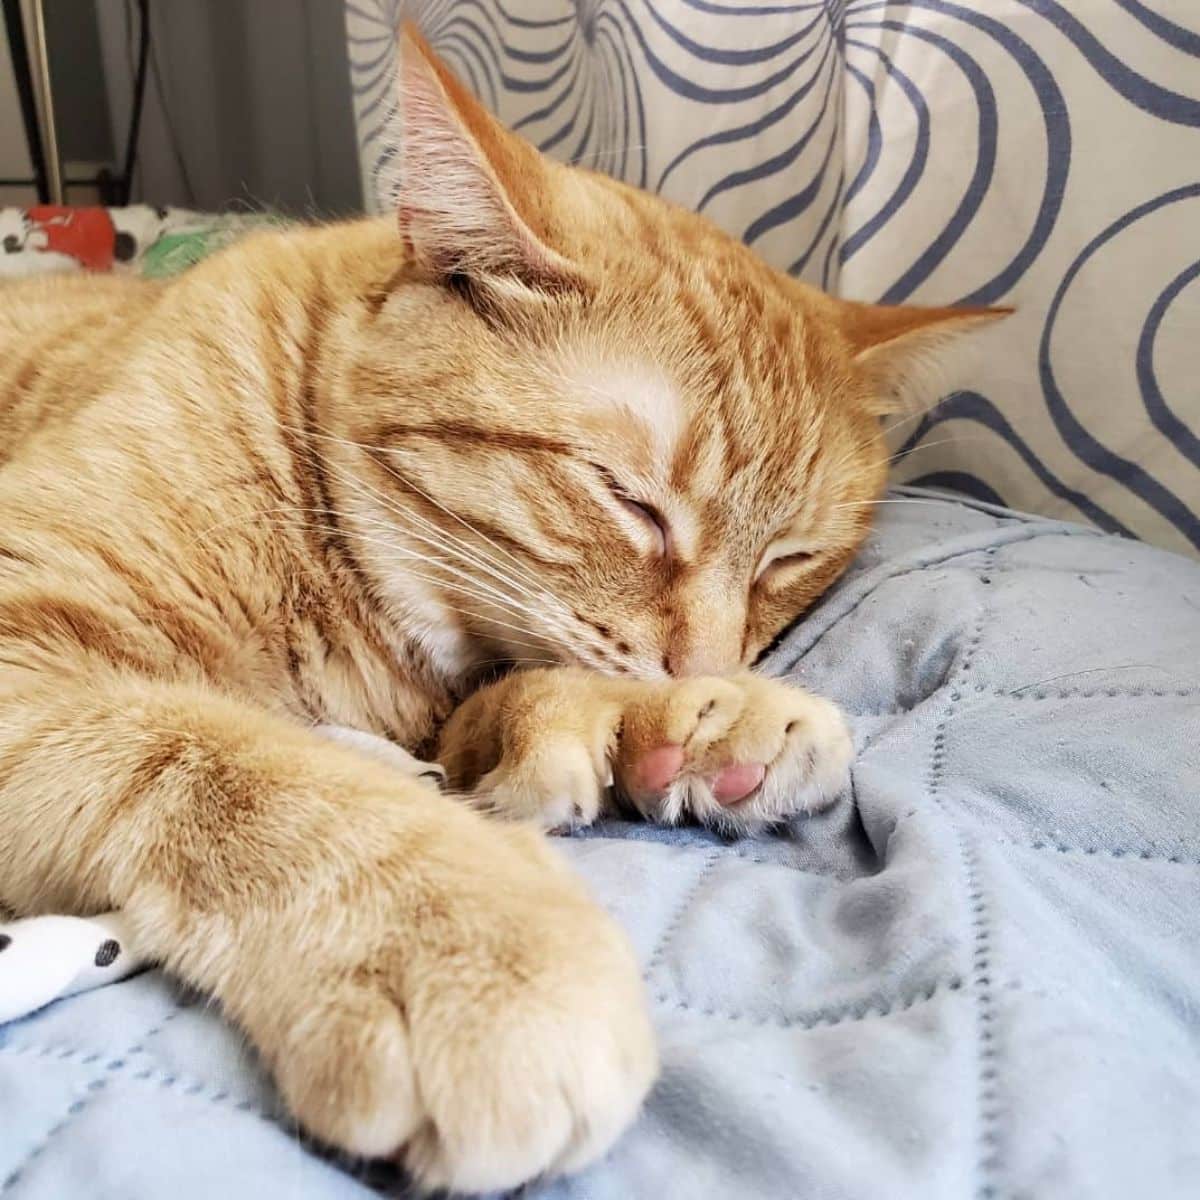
{"left": 0, "top": 671, "right": 656, "bottom": 1192}
{"left": 0, "top": 726, "right": 451, "bottom": 1021}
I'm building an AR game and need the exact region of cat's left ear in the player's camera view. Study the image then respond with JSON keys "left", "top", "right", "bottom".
{"left": 837, "top": 300, "right": 1012, "bottom": 415}
{"left": 386, "top": 24, "right": 584, "bottom": 294}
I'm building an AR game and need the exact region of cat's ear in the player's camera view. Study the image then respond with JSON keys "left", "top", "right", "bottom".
{"left": 838, "top": 300, "right": 1012, "bottom": 415}
{"left": 387, "top": 24, "right": 583, "bottom": 292}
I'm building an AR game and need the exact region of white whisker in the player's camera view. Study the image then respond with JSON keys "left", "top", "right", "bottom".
{"left": 882, "top": 393, "right": 954, "bottom": 438}
{"left": 247, "top": 414, "right": 609, "bottom": 669}
{"left": 319, "top": 446, "right": 566, "bottom": 628}
{"left": 830, "top": 497, "right": 961, "bottom": 512}
{"left": 351, "top": 513, "right": 571, "bottom": 634}
{"left": 221, "top": 512, "right": 560, "bottom": 650}
{"left": 302, "top": 424, "right": 547, "bottom": 594}
{"left": 885, "top": 434, "right": 991, "bottom": 467}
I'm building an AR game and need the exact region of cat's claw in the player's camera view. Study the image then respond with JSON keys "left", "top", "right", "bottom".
{"left": 479, "top": 737, "right": 609, "bottom": 831}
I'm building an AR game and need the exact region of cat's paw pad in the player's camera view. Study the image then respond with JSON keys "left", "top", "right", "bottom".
{"left": 614, "top": 674, "right": 851, "bottom": 831}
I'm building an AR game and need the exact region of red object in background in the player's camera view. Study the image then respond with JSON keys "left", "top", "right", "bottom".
{"left": 24, "top": 206, "right": 118, "bottom": 271}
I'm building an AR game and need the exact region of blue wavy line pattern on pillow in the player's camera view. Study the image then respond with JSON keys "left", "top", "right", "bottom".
{"left": 345, "top": 0, "right": 1200, "bottom": 556}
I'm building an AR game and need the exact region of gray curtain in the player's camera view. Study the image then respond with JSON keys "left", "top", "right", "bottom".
{"left": 96, "top": 0, "right": 361, "bottom": 216}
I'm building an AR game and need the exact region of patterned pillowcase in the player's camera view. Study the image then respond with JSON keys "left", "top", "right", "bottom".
{"left": 346, "top": 1, "right": 1200, "bottom": 556}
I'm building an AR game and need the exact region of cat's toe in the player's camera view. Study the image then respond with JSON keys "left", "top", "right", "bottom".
{"left": 710, "top": 761, "right": 767, "bottom": 804}
{"left": 476, "top": 737, "right": 607, "bottom": 830}
{"left": 723, "top": 684, "right": 853, "bottom": 827}
{"left": 273, "top": 985, "right": 423, "bottom": 1158}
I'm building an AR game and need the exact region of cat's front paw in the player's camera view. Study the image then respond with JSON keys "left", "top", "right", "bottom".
{"left": 253, "top": 820, "right": 656, "bottom": 1193}
{"left": 614, "top": 673, "right": 852, "bottom": 832}
{"left": 441, "top": 669, "right": 622, "bottom": 832}
{"left": 445, "top": 668, "right": 850, "bottom": 835}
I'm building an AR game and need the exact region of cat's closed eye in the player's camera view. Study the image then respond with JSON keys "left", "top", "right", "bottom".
{"left": 590, "top": 463, "right": 670, "bottom": 557}
{"left": 755, "top": 548, "right": 817, "bottom": 585}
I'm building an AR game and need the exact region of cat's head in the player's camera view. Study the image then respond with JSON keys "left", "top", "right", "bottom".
{"left": 329, "top": 27, "right": 1005, "bottom": 681}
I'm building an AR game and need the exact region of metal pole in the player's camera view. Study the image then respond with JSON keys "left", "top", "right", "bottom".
{"left": 24, "top": 0, "right": 63, "bottom": 204}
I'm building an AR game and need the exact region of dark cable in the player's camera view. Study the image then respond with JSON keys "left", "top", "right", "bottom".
{"left": 118, "top": 0, "right": 150, "bottom": 205}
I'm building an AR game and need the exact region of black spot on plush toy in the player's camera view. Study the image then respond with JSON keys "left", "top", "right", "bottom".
{"left": 0, "top": 913, "right": 146, "bottom": 1025}
{"left": 94, "top": 939, "right": 121, "bottom": 968}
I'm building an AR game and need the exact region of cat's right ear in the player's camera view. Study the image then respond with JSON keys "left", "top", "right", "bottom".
{"left": 385, "top": 24, "right": 584, "bottom": 294}
{"left": 836, "top": 300, "right": 1012, "bottom": 417}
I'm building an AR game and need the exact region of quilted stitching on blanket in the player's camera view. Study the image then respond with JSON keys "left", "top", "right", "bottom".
{"left": 2, "top": 490, "right": 1198, "bottom": 1199}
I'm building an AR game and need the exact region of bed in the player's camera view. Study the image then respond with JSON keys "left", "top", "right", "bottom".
{"left": 3, "top": 0, "right": 1199, "bottom": 1190}
{"left": 2, "top": 486, "right": 1198, "bottom": 1198}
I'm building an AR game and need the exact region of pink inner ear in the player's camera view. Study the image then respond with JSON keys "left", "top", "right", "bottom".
{"left": 389, "top": 26, "right": 584, "bottom": 291}
{"left": 390, "top": 31, "right": 514, "bottom": 270}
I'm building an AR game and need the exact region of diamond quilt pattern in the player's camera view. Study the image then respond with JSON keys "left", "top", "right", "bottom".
{"left": 2, "top": 489, "right": 1199, "bottom": 1199}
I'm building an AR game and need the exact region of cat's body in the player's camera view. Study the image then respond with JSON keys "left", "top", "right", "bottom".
{"left": 0, "top": 29, "right": 1002, "bottom": 1194}
{"left": 0, "top": 222, "right": 455, "bottom": 752}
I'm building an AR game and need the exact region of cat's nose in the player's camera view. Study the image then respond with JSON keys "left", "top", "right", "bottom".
{"left": 664, "top": 644, "right": 739, "bottom": 678}
{"left": 662, "top": 578, "right": 745, "bottom": 677}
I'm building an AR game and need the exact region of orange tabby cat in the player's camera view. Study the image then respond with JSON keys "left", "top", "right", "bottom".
{"left": 0, "top": 27, "right": 1003, "bottom": 1194}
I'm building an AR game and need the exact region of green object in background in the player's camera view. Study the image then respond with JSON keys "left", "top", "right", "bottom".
{"left": 140, "top": 230, "right": 219, "bottom": 278}
{"left": 139, "top": 215, "right": 288, "bottom": 279}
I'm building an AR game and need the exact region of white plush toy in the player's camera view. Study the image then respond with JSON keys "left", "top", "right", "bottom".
{"left": 0, "top": 911, "right": 148, "bottom": 1024}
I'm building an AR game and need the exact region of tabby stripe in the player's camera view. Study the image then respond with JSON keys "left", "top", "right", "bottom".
{"left": 290, "top": 280, "right": 428, "bottom": 704}
{"left": 363, "top": 448, "right": 574, "bottom": 571}
{"left": 293, "top": 287, "right": 374, "bottom": 639}
{"left": 0, "top": 596, "right": 158, "bottom": 676}
{"left": 371, "top": 420, "right": 574, "bottom": 457}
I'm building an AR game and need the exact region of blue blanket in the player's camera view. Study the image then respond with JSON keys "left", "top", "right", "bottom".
{"left": 3, "top": 490, "right": 1198, "bottom": 1198}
